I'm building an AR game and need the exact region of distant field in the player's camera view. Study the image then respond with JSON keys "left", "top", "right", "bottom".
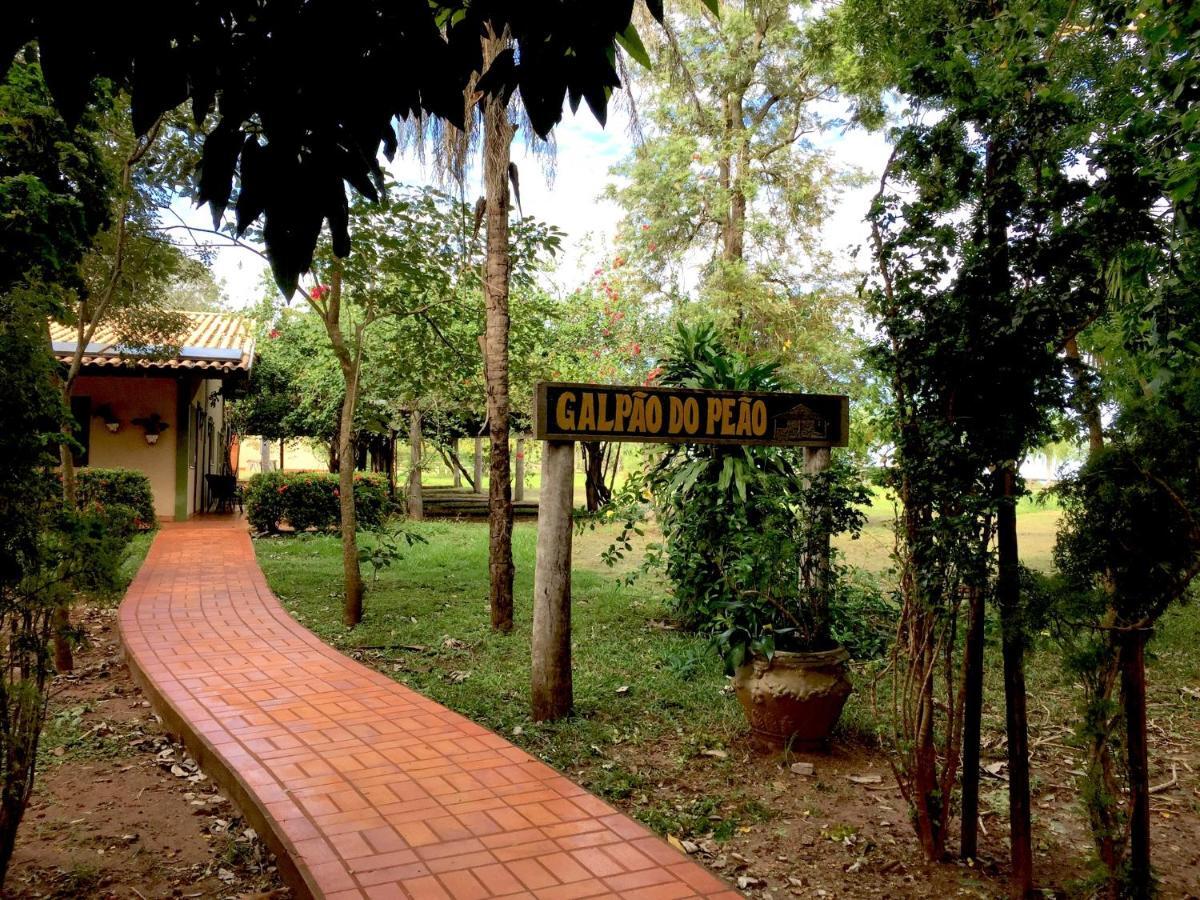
{"left": 838, "top": 487, "right": 1061, "bottom": 574}
{"left": 426, "top": 465, "right": 1064, "bottom": 575}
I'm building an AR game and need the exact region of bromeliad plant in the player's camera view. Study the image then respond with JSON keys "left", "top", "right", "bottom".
{"left": 642, "top": 323, "right": 872, "bottom": 669}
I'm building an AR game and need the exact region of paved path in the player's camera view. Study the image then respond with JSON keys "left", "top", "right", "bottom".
{"left": 119, "top": 519, "right": 737, "bottom": 900}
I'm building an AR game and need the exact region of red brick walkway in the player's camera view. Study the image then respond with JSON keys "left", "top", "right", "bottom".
{"left": 119, "top": 519, "right": 737, "bottom": 900}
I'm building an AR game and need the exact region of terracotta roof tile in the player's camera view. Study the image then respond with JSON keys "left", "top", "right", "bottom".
{"left": 49, "top": 312, "right": 255, "bottom": 374}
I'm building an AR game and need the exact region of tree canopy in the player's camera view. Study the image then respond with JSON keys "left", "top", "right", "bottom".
{"left": 0, "top": 1, "right": 700, "bottom": 295}
{"left": 0, "top": 57, "right": 110, "bottom": 301}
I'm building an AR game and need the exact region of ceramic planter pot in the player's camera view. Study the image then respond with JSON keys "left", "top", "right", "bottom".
{"left": 733, "top": 646, "right": 852, "bottom": 750}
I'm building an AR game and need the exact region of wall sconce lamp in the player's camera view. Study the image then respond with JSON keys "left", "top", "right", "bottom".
{"left": 93, "top": 404, "right": 121, "bottom": 433}
{"left": 131, "top": 413, "right": 170, "bottom": 445}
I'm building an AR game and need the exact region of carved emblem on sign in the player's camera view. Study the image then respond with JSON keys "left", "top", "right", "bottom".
{"left": 773, "top": 403, "right": 830, "bottom": 442}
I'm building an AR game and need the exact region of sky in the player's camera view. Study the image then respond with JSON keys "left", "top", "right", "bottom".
{"left": 170, "top": 105, "right": 895, "bottom": 310}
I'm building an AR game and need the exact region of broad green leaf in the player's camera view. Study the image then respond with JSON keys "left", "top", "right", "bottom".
{"left": 729, "top": 642, "right": 746, "bottom": 672}
{"left": 759, "top": 632, "right": 775, "bottom": 661}
{"left": 615, "top": 24, "right": 652, "bottom": 70}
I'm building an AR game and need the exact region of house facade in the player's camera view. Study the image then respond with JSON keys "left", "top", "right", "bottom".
{"left": 51, "top": 313, "right": 255, "bottom": 521}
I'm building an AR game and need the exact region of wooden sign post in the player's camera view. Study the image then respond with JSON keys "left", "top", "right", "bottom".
{"left": 531, "top": 440, "right": 575, "bottom": 721}
{"left": 530, "top": 382, "right": 849, "bottom": 722}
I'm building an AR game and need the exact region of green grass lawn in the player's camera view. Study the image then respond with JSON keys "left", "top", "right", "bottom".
{"left": 119, "top": 531, "right": 155, "bottom": 589}
{"left": 256, "top": 522, "right": 748, "bottom": 789}
{"left": 253, "top": 498, "right": 1087, "bottom": 783}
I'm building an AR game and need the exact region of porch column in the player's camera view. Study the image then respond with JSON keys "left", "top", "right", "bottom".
{"left": 174, "top": 377, "right": 191, "bottom": 521}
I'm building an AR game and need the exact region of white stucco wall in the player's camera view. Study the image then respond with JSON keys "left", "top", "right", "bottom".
{"left": 74, "top": 374, "right": 179, "bottom": 520}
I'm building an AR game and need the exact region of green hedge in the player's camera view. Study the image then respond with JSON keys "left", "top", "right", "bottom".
{"left": 244, "top": 471, "right": 394, "bottom": 533}
{"left": 73, "top": 468, "right": 157, "bottom": 530}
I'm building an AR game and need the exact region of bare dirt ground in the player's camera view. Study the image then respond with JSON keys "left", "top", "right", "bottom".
{"left": 579, "top": 690, "right": 1200, "bottom": 899}
{"left": 3, "top": 605, "right": 288, "bottom": 900}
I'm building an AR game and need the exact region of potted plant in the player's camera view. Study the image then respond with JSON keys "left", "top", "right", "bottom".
{"left": 93, "top": 403, "right": 121, "bottom": 433}
{"left": 711, "top": 461, "right": 869, "bottom": 749}
{"left": 132, "top": 413, "right": 170, "bottom": 445}
{"left": 640, "top": 323, "right": 872, "bottom": 749}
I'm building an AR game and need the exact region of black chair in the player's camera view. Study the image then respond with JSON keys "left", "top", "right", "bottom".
{"left": 205, "top": 474, "right": 240, "bottom": 513}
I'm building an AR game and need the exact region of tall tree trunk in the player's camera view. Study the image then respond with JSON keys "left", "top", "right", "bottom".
{"left": 983, "top": 130, "right": 1033, "bottom": 897}
{"left": 263, "top": 436, "right": 275, "bottom": 473}
{"left": 718, "top": 93, "right": 749, "bottom": 264}
{"left": 408, "top": 410, "right": 423, "bottom": 521}
{"left": 997, "top": 466, "right": 1034, "bottom": 898}
{"left": 386, "top": 431, "right": 397, "bottom": 498}
{"left": 54, "top": 381, "right": 76, "bottom": 673}
{"left": 960, "top": 582, "right": 986, "bottom": 860}
{"left": 452, "top": 438, "right": 462, "bottom": 488}
{"left": 727, "top": 143, "right": 747, "bottom": 262}
{"left": 337, "top": 367, "right": 363, "bottom": 625}
{"left": 50, "top": 313, "right": 84, "bottom": 673}
{"left": 1066, "top": 337, "right": 1126, "bottom": 895}
{"left": 48, "top": 118, "right": 166, "bottom": 674}
{"left": 1121, "top": 628, "right": 1152, "bottom": 897}
{"left": 581, "top": 442, "right": 611, "bottom": 512}
{"left": 718, "top": 95, "right": 733, "bottom": 258}
{"left": 514, "top": 435, "right": 525, "bottom": 502}
{"left": 316, "top": 267, "right": 365, "bottom": 627}
{"left": 718, "top": 90, "right": 749, "bottom": 338}
{"left": 482, "top": 41, "right": 516, "bottom": 633}
{"left": 1086, "top": 645, "right": 1125, "bottom": 898}
{"left": 473, "top": 436, "right": 484, "bottom": 494}
{"left": 913, "top": 628, "right": 942, "bottom": 858}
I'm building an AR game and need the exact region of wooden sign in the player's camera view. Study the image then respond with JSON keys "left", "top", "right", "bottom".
{"left": 534, "top": 381, "right": 849, "bottom": 448}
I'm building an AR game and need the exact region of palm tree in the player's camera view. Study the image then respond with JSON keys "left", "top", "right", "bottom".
{"left": 405, "top": 26, "right": 553, "bottom": 633}
{"left": 479, "top": 29, "right": 518, "bottom": 632}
